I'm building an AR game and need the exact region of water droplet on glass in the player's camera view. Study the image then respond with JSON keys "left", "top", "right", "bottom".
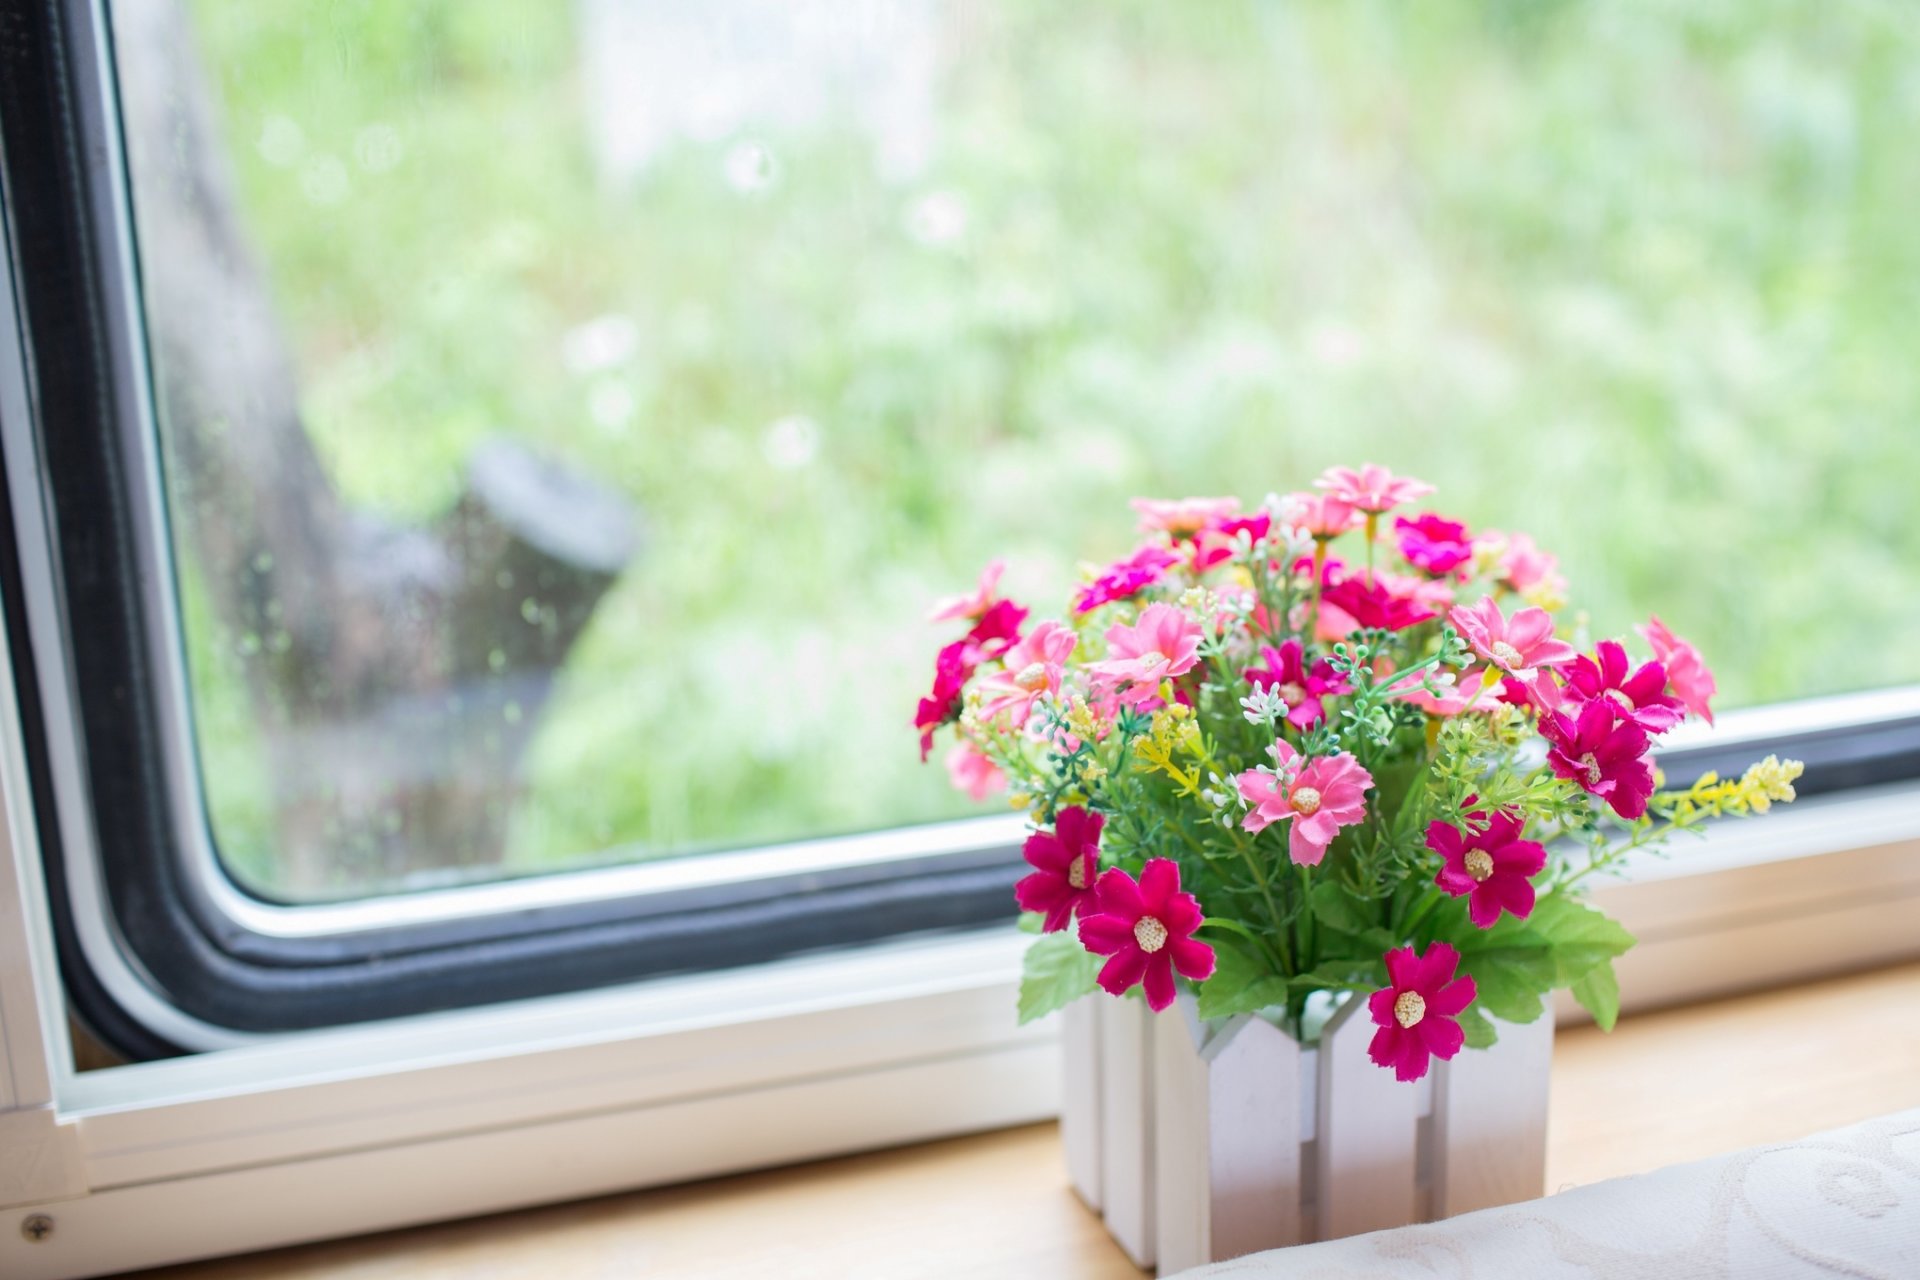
{"left": 301, "top": 155, "right": 351, "bottom": 206}
{"left": 763, "top": 415, "right": 821, "bottom": 470}
{"left": 724, "top": 140, "right": 778, "bottom": 195}
{"left": 256, "top": 115, "right": 304, "bottom": 168}
{"left": 354, "top": 123, "right": 404, "bottom": 173}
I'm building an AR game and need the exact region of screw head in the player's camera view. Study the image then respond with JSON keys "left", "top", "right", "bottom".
{"left": 21, "top": 1214, "right": 54, "bottom": 1243}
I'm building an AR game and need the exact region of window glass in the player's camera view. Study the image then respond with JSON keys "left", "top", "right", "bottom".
{"left": 112, "top": 0, "right": 1920, "bottom": 901}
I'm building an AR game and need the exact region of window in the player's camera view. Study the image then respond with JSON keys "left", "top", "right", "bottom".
{"left": 1, "top": 1, "right": 1918, "bottom": 1276}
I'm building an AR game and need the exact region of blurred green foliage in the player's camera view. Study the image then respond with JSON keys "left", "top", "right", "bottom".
{"left": 172, "top": 0, "right": 1920, "bottom": 895}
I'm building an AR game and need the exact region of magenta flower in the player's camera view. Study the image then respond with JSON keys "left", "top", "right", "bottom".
{"left": 1428, "top": 809, "right": 1547, "bottom": 928}
{"left": 1315, "top": 463, "right": 1436, "bottom": 515}
{"left": 1192, "top": 512, "right": 1274, "bottom": 572}
{"left": 928, "top": 559, "right": 1006, "bottom": 623}
{"left": 1013, "top": 806, "right": 1105, "bottom": 933}
{"left": 914, "top": 639, "right": 975, "bottom": 761}
{"left": 1078, "top": 859, "right": 1216, "bottom": 1012}
{"left": 1321, "top": 572, "right": 1438, "bottom": 633}
{"left": 1244, "top": 639, "right": 1351, "bottom": 730}
{"left": 1283, "top": 491, "right": 1362, "bottom": 539}
{"left": 1563, "top": 639, "right": 1684, "bottom": 735}
{"left": 1075, "top": 544, "right": 1183, "bottom": 614}
{"left": 976, "top": 620, "right": 1078, "bottom": 727}
{"left": 1543, "top": 700, "right": 1656, "bottom": 819}
{"left": 1449, "top": 595, "right": 1577, "bottom": 680}
{"left": 1394, "top": 513, "right": 1474, "bottom": 577}
{"left": 1367, "top": 943, "right": 1477, "bottom": 1083}
{"left": 1087, "top": 603, "right": 1203, "bottom": 706}
{"left": 945, "top": 741, "right": 1007, "bottom": 803}
{"left": 1235, "top": 741, "right": 1373, "bottom": 866}
{"left": 1639, "top": 615, "right": 1717, "bottom": 726}
{"left": 1132, "top": 496, "right": 1240, "bottom": 539}
{"left": 966, "top": 598, "right": 1028, "bottom": 661}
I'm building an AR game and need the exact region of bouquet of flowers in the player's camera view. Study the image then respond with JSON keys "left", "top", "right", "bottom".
{"left": 917, "top": 464, "right": 1801, "bottom": 1082}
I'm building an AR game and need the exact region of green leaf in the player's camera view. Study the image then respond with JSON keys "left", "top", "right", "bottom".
{"left": 1196, "top": 938, "right": 1290, "bottom": 1021}
{"left": 1571, "top": 960, "right": 1622, "bottom": 1032}
{"left": 1017, "top": 931, "right": 1103, "bottom": 1025}
{"left": 1016, "top": 911, "right": 1046, "bottom": 935}
{"left": 1458, "top": 945, "right": 1553, "bottom": 1023}
{"left": 1309, "top": 881, "right": 1375, "bottom": 937}
{"left": 1529, "top": 895, "right": 1636, "bottom": 985}
{"left": 1458, "top": 1001, "right": 1500, "bottom": 1050}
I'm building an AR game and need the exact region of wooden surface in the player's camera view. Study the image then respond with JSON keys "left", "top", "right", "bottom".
{"left": 125, "top": 962, "right": 1920, "bottom": 1280}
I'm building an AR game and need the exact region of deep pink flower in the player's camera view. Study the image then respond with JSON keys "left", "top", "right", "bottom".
{"left": 914, "top": 639, "right": 975, "bottom": 761}
{"left": 976, "top": 621, "right": 1078, "bottom": 727}
{"left": 1315, "top": 464, "right": 1435, "bottom": 515}
{"left": 1639, "top": 615, "right": 1717, "bottom": 726}
{"left": 1087, "top": 603, "right": 1203, "bottom": 706}
{"left": 1132, "top": 496, "right": 1240, "bottom": 539}
{"left": 1543, "top": 700, "right": 1656, "bottom": 819}
{"left": 1429, "top": 809, "right": 1547, "bottom": 928}
{"left": 1235, "top": 741, "right": 1373, "bottom": 866}
{"left": 1192, "top": 512, "right": 1274, "bottom": 572}
{"left": 1013, "top": 805, "right": 1105, "bottom": 933}
{"left": 1449, "top": 595, "right": 1577, "bottom": 680}
{"left": 966, "top": 598, "right": 1028, "bottom": 660}
{"left": 1078, "top": 859, "right": 1216, "bottom": 1011}
{"left": 1075, "top": 544, "right": 1183, "bottom": 614}
{"left": 1394, "top": 513, "right": 1474, "bottom": 577}
{"left": 1563, "top": 639, "right": 1684, "bottom": 735}
{"left": 1244, "top": 640, "right": 1351, "bottom": 729}
{"left": 1499, "top": 670, "right": 1565, "bottom": 717}
{"left": 928, "top": 559, "right": 1006, "bottom": 623}
{"left": 1284, "top": 491, "right": 1362, "bottom": 539}
{"left": 1322, "top": 572, "right": 1438, "bottom": 633}
{"left": 1367, "top": 943, "right": 1477, "bottom": 1083}
{"left": 945, "top": 741, "right": 1007, "bottom": 803}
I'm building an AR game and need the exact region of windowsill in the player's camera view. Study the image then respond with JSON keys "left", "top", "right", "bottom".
{"left": 104, "top": 960, "right": 1920, "bottom": 1280}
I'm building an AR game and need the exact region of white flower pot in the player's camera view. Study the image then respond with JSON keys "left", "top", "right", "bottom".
{"left": 1060, "top": 991, "right": 1554, "bottom": 1274}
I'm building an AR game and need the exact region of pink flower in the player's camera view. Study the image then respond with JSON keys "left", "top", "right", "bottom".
{"left": 1321, "top": 572, "right": 1438, "bottom": 633}
{"left": 1394, "top": 513, "right": 1474, "bottom": 577}
{"left": 976, "top": 621, "right": 1078, "bottom": 727}
{"left": 1087, "top": 603, "right": 1203, "bottom": 706}
{"left": 1563, "top": 639, "right": 1684, "bottom": 735}
{"left": 1429, "top": 809, "right": 1547, "bottom": 929}
{"left": 1543, "top": 700, "right": 1656, "bottom": 819}
{"left": 1315, "top": 463, "right": 1436, "bottom": 515}
{"left": 928, "top": 559, "right": 1006, "bottom": 623}
{"left": 1192, "top": 512, "right": 1273, "bottom": 572}
{"left": 1384, "top": 665, "right": 1489, "bottom": 717}
{"left": 1283, "top": 491, "right": 1361, "bottom": 539}
{"left": 1132, "top": 496, "right": 1241, "bottom": 539}
{"left": 1367, "top": 943, "right": 1477, "bottom": 1083}
{"left": 1639, "top": 616, "right": 1717, "bottom": 726}
{"left": 966, "top": 598, "right": 1028, "bottom": 661}
{"left": 1078, "top": 859, "right": 1216, "bottom": 1012}
{"left": 1448, "top": 595, "right": 1577, "bottom": 680}
{"left": 1488, "top": 531, "right": 1566, "bottom": 598}
{"left": 1499, "top": 670, "right": 1565, "bottom": 717}
{"left": 945, "top": 741, "right": 1007, "bottom": 803}
{"left": 1244, "top": 640, "right": 1350, "bottom": 730}
{"left": 1013, "top": 806, "right": 1105, "bottom": 933}
{"left": 1075, "top": 544, "right": 1183, "bottom": 614}
{"left": 1235, "top": 741, "right": 1373, "bottom": 866}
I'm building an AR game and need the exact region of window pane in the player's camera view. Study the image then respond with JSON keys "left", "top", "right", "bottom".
{"left": 112, "top": 0, "right": 1920, "bottom": 901}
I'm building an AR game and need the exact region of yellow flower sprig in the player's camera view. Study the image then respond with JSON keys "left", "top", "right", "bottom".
{"left": 1660, "top": 755, "right": 1805, "bottom": 825}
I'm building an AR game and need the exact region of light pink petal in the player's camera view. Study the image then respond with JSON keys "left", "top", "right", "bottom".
{"left": 1288, "top": 820, "right": 1332, "bottom": 866}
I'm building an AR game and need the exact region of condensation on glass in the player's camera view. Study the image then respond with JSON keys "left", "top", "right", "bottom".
{"left": 108, "top": 0, "right": 1920, "bottom": 900}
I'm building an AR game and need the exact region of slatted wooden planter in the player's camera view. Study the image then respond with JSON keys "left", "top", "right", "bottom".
{"left": 1060, "top": 991, "right": 1553, "bottom": 1274}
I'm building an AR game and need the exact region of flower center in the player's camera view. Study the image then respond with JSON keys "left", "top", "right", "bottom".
{"left": 1067, "top": 857, "right": 1090, "bottom": 891}
{"left": 1014, "top": 662, "right": 1050, "bottom": 691}
{"left": 1491, "top": 640, "right": 1524, "bottom": 669}
{"left": 1394, "top": 991, "right": 1426, "bottom": 1029}
{"left": 1464, "top": 848, "right": 1495, "bottom": 882}
{"left": 1290, "top": 785, "right": 1322, "bottom": 815}
{"left": 1577, "top": 752, "right": 1603, "bottom": 786}
{"left": 1138, "top": 651, "right": 1165, "bottom": 670}
{"left": 1604, "top": 687, "right": 1636, "bottom": 712}
{"left": 1278, "top": 681, "right": 1307, "bottom": 707}
{"left": 1133, "top": 916, "right": 1168, "bottom": 954}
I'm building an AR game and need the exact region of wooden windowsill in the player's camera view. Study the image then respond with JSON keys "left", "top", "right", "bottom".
{"left": 123, "top": 961, "right": 1920, "bottom": 1279}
